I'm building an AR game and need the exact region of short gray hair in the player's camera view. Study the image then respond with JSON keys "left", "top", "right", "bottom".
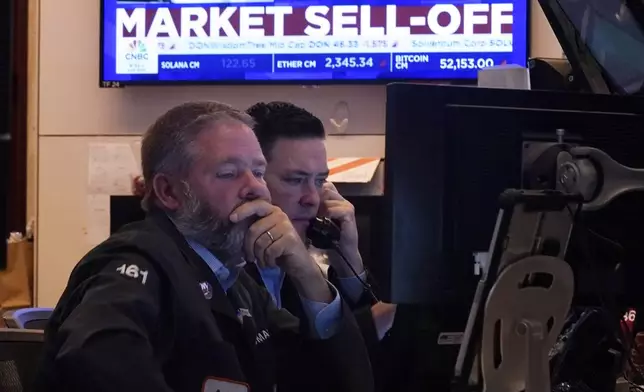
{"left": 140, "top": 101, "right": 255, "bottom": 211}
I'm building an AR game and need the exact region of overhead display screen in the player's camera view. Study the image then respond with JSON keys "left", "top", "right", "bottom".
{"left": 100, "top": 0, "right": 528, "bottom": 85}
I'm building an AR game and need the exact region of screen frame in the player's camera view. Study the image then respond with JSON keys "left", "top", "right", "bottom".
{"left": 537, "top": 0, "right": 614, "bottom": 94}
{"left": 537, "top": 0, "right": 644, "bottom": 95}
{"left": 99, "top": 0, "right": 531, "bottom": 87}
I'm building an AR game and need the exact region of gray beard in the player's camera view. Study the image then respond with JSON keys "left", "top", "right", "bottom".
{"left": 171, "top": 184, "right": 249, "bottom": 267}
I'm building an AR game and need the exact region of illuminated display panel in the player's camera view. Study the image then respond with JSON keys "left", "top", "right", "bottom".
{"left": 100, "top": 0, "right": 528, "bottom": 84}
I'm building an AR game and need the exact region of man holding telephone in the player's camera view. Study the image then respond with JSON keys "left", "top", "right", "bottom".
{"left": 245, "top": 102, "right": 397, "bottom": 385}
{"left": 35, "top": 101, "right": 373, "bottom": 392}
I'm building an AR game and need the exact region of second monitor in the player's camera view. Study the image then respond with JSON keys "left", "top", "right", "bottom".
{"left": 382, "top": 84, "right": 644, "bottom": 307}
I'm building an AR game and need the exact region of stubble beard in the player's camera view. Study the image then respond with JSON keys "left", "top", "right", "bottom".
{"left": 171, "top": 183, "right": 249, "bottom": 267}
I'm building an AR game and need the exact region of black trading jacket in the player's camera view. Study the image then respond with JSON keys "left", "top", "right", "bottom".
{"left": 246, "top": 260, "right": 382, "bottom": 390}
{"left": 34, "top": 210, "right": 374, "bottom": 392}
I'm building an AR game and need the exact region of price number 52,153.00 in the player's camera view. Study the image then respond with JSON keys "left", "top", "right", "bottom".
{"left": 440, "top": 58, "right": 495, "bottom": 70}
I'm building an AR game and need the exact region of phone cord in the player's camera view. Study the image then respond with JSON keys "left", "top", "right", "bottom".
{"left": 331, "top": 242, "right": 380, "bottom": 303}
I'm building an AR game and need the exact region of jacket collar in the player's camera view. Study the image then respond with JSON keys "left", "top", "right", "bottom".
{"left": 145, "top": 207, "right": 240, "bottom": 322}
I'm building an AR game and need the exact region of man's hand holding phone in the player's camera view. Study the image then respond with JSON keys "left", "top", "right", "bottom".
{"left": 319, "top": 183, "right": 398, "bottom": 339}
{"left": 319, "top": 182, "right": 365, "bottom": 277}
{"left": 230, "top": 200, "right": 332, "bottom": 304}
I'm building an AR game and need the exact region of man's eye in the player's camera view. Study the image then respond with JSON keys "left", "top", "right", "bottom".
{"left": 315, "top": 179, "right": 327, "bottom": 187}
{"left": 285, "top": 178, "right": 303, "bottom": 185}
{"left": 253, "top": 170, "right": 265, "bottom": 179}
{"left": 216, "top": 172, "right": 235, "bottom": 179}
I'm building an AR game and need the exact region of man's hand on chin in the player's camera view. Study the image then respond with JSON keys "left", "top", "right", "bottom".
{"left": 230, "top": 199, "right": 333, "bottom": 304}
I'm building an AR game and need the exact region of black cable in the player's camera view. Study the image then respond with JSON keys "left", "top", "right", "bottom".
{"left": 625, "top": 373, "right": 644, "bottom": 392}
{"left": 331, "top": 241, "right": 380, "bottom": 303}
{"left": 565, "top": 203, "right": 644, "bottom": 387}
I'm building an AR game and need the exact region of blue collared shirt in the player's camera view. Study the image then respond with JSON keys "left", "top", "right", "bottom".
{"left": 260, "top": 266, "right": 367, "bottom": 308}
{"left": 188, "top": 240, "right": 342, "bottom": 339}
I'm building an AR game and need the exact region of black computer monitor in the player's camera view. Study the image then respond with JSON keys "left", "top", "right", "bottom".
{"left": 382, "top": 83, "right": 644, "bottom": 308}
{"left": 380, "top": 83, "right": 644, "bottom": 392}
{"left": 110, "top": 196, "right": 145, "bottom": 234}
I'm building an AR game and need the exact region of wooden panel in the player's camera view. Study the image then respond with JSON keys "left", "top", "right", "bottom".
{"left": 37, "top": 136, "right": 141, "bottom": 306}
{"left": 530, "top": 0, "right": 564, "bottom": 58}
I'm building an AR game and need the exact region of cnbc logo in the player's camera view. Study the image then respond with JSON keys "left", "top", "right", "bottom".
{"left": 125, "top": 40, "right": 149, "bottom": 61}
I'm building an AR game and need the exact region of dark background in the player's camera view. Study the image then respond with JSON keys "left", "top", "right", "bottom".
{"left": 1, "top": 0, "right": 28, "bottom": 268}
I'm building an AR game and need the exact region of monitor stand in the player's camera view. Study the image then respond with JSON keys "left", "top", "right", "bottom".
{"left": 453, "top": 190, "right": 578, "bottom": 392}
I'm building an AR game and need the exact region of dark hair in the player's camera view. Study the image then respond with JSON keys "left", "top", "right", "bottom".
{"left": 246, "top": 101, "right": 325, "bottom": 160}
{"left": 141, "top": 101, "right": 254, "bottom": 210}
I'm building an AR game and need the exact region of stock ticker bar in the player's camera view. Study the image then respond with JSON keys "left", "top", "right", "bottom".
{"left": 103, "top": 0, "right": 525, "bottom": 82}
{"left": 158, "top": 52, "right": 509, "bottom": 75}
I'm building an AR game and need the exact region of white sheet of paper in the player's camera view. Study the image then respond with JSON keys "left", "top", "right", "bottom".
{"left": 327, "top": 158, "right": 380, "bottom": 183}
{"left": 86, "top": 195, "right": 110, "bottom": 246}
{"left": 202, "top": 378, "right": 249, "bottom": 392}
{"left": 88, "top": 143, "right": 138, "bottom": 195}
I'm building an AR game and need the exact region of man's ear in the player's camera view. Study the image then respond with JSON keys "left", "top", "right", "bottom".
{"left": 152, "top": 173, "right": 181, "bottom": 210}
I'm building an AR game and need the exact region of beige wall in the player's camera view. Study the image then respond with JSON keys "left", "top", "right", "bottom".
{"left": 28, "top": 0, "right": 563, "bottom": 307}
{"left": 530, "top": 0, "right": 564, "bottom": 59}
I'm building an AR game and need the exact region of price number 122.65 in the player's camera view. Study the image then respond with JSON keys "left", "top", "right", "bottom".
{"left": 221, "top": 58, "right": 256, "bottom": 69}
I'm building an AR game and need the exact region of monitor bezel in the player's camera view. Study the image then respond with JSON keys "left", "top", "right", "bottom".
{"left": 98, "top": 0, "right": 531, "bottom": 87}
{"left": 537, "top": 0, "right": 644, "bottom": 95}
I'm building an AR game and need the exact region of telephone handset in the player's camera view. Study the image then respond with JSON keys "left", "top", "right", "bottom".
{"left": 306, "top": 216, "right": 379, "bottom": 302}
{"left": 306, "top": 217, "right": 341, "bottom": 250}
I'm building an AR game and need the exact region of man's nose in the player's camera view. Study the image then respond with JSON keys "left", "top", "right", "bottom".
{"left": 240, "top": 171, "right": 270, "bottom": 201}
{"left": 300, "top": 182, "right": 320, "bottom": 207}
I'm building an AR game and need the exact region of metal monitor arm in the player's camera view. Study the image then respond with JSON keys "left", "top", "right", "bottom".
{"left": 453, "top": 146, "right": 644, "bottom": 392}
{"left": 558, "top": 146, "right": 644, "bottom": 211}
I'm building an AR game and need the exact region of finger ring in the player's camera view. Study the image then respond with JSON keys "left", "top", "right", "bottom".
{"left": 266, "top": 231, "right": 275, "bottom": 243}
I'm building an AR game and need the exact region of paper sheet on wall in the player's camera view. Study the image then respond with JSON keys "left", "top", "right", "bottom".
{"left": 85, "top": 195, "right": 110, "bottom": 246}
{"left": 88, "top": 143, "right": 138, "bottom": 195}
{"left": 327, "top": 157, "right": 380, "bottom": 183}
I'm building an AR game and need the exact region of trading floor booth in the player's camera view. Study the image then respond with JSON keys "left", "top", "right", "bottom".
{"left": 379, "top": 0, "right": 644, "bottom": 391}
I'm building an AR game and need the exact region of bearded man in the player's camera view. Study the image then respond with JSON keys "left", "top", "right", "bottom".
{"left": 34, "top": 101, "right": 373, "bottom": 392}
